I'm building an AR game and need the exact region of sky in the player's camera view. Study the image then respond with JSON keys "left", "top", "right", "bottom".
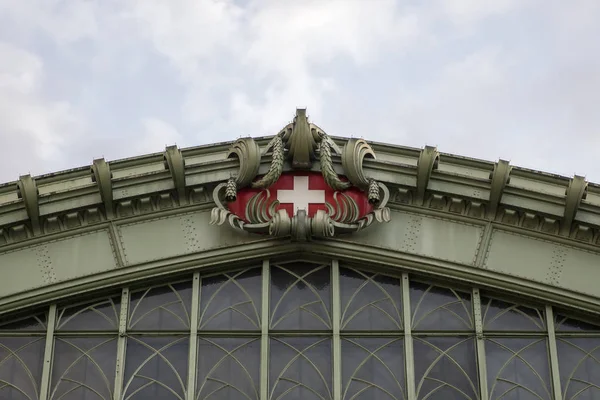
{"left": 0, "top": 0, "right": 599, "bottom": 184}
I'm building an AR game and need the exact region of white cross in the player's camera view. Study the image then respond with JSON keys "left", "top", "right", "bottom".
{"left": 277, "top": 176, "right": 325, "bottom": 214}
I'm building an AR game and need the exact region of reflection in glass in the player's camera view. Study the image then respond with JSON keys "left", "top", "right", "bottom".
{"left": 270, "top": 263, "right": 331, "bottom": 330}
{"left": 340, "top": 268, "right": 402, "bottom": 331}
{"left": 557, "top": 337, "right": 600, "bottom": 400}
{"left": 198, "top": 268, "right": 262, "bottom": 331}
{"left": 129, "top": 281, "right": 193, "bottom": 330}
{"left": 50, "top": 337, "right": 117, "bottom": 400}
{"left": 123, "top": 336, "right": 189, "bottom": 400}
{"left": 482, "top": 297, "right": 545, "bottom": 332}
{"left": 486, "top": 337, "right": 552, "bottom": 400}
{"left": 270, "top": 337, "right": 332, "bottom": 400}
{"left": 342, "top": 337, "right": 405, "bottom": 400}
{"left": 413, "top": 336, "right": 478, "bottom": 400}
{"left": 56, "top": 296, "right": 120, "bottom": 331}
{"left": 196, "top": 337, "right": 260, "bottom": 400}
{"left": 0, "top": 336, "right": 45, "bottom": 400}
{"left": 410, "top": 282, "right": 473, "bottom": 331}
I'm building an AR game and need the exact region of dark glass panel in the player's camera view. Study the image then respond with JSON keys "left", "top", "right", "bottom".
{"left": 413, "top": 336, "right": 478, "bottom": 400}
{"left": 410, "top": 281, "right": 473, "bottom": 331}
{"left": 0, "top": 311, "right": 47, "bottom": 331}
{"left": 56, "top": 296, "right": 120, "bottom": 331}
{"left": 50, "top": 337, "right": 117, "bottom": 400}
{"left": 486, "top": 337, "right": 552, "bottom": 400}
{"left": 340, "top": 268, "right": 402, "bottom": 331}
{"left": 482, "top": 297, "right": 545, "bottom": 332}
{"left": 270, "top": 336, "right": 332, "bottom": 400}
{"left": 342, "top": 337, "right": 405, "bottom": 400}
{"left": 557, "top": 337, "right": 600, "bottom": 400}
{"left": 0, "top": 336, "right": 45, "bottom": 400}
{"left": 198, "top": 268, "right": 262, "bottom": 331}
{"left": 555, "top": 314, "right": 600, "bottom": 332}
{"left": 122, "top": 336, "right": 189, "bottom": 400}
{"left": 196, "top": 337, "right": 260, "bottom": 400}
{"left": 270, "top": 263, "right": 331, "bottom": 330}
{"left": 129, "top": 281, "right": 192, "bottom": 331}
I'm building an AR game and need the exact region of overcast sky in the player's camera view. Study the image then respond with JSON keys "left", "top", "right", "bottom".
{"left": 0, "top": 0, "right": 599, "bottom": 184}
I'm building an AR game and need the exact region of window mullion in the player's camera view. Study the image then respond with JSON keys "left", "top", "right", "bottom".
{"left": 113, "top": 287, "right": 129, "bottom": 400}
{"left": 39, "top": 303, "right": 57, "bottom": 400}
{"left": 260, "top": 260, "right": 270, "bottom": 400}
{"left": 473, "top": 288, "right": 489, "bottom": 400}
{"left": 546, "top": 305, "right": 563, "bottom": 400}
{"left": 332, "top": 259, "right": 342, "bottom": 400}
{"left": 186, "top": 272, "right": 200, "bottom": 400}
{"left": 402, "top": 273, "right": 416, "bottom": 400}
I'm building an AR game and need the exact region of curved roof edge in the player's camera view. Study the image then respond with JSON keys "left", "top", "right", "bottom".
{"left": 1, "top": 125, "right": 599, "bottom": 250}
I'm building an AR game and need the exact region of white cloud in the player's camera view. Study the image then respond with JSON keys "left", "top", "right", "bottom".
{"left": 136, "top": 117, "right": 183, "bottom": 155}
{"left": 0, "top": 42, "right": 86, "bottom": 180}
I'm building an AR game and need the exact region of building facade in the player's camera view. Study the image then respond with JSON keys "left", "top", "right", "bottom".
{"left": 1, "top": 110, "right": 600, "bottom": 399}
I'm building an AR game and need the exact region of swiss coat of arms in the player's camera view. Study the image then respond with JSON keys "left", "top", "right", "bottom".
{"left": 210, "top": 109, "right": 391, "bottom": 240}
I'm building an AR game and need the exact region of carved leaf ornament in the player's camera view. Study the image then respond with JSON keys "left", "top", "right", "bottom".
{"left": 210, "top": 109, "right": 391, "bottom": 240}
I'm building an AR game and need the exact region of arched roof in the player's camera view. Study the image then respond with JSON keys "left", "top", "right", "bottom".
{"left": 1, "top": 110, "right": 599, "bottom": 316}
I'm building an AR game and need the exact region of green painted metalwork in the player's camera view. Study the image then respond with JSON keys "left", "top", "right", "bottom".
{"left": 39, "top": 304, "right": 56, "bottom": 400}
{"left": 112, "top": 288, "right": 129, "bottom": 400}
{"left": 260, "top": 260, "right": 270, "bottom": 400}
{"left": 402, "top": 273, "right": 416, "bottom": 400}
{"left": 546, "top": 305, "right": 563, "bottom": 400}
{"left": 186, "top": 272, "right": 200, "bottom": 400}
{"left": 332, "top": 260, "right": 342, "bottom": 400}
{"left": 473, "top": 288, "right": 489, "bottom": 400}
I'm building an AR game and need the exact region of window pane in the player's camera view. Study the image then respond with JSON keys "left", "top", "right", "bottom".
{"left": 0, "top": 311, "right": 47, "bottom": 331}
{"left": 0, "top": 336, "right": 45, "bottom": 400}
{"left": 129, "top": 281, "right": 192, "bottom": 330}
{"left": 270, "top": 337, "right": 332, "bottom": 400}
{"left": 196, "top": 337, "right": 260, "bottom": 400}
{"left": 481, "top": 297, "right": 545, "bottom": 332}
{"left": 198, "top": 268, "right": 262, "bottom": 331}
{"left": 123, "top": 336, "right": 189, "bottom": 400}
{"left": 340, "top": 268, "right": 402, "bottom": 331}
{"left": 342, "top": 337, "right": 405, "bottom": 400}
{"left": 51, "top": 337, "right": 117, "bottom": 400}
{"left": 56, "top": 296, "right": 120, "bottom": 331}
{"left": 486, "top": 337, "right": 552, "bottom": 400}
{"left": 270, "top": 263, "right": 331, "bottom": 330}
{"left": 410, "top": 281, "right": 473, "bottom": 331}
{"left": 557, "top": 337, "right": 600, "bottom": 400}
{"left": 413, "top": 336, "right": 478, "bottom": 400}
{"left": 555, "top": 314, "right": 600, "bottom": 332}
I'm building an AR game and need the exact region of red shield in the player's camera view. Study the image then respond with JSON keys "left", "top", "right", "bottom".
{"left": 228, "top": 172, "right": 373, "bottom": 222}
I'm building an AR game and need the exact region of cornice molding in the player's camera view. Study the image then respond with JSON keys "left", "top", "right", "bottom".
{"left": 0, "top": 114, "right": 598, "bottom": 249}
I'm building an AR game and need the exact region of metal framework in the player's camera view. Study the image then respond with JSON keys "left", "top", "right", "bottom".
{"left": 1, "top": 258, "right": 599, "bottom": 400}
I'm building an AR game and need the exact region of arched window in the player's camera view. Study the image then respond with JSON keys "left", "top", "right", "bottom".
{"left": 1, "top": 260, "right": 599, "bottom": 399}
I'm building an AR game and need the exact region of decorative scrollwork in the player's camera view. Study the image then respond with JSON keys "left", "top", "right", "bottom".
{"left": 210, "top": 108, "right": 392, "bottom": 239}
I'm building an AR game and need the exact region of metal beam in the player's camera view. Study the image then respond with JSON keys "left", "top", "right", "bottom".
{"left": 402, "top": 273, "right": 416, "bottom": 400}
{"left": 39, "top": 304, "right": 57, "bottom": 400}
{"left": 473, "top": 288, "right": 489, "bottom": 400}
{"left": 486, "top": 159, "right": 511, "bottom": 219}
{"left": 186, "top": 272, "right": 200, "bottom": 400}
{"left": 260, "top": 260, "right": 270, "bottom": 400}
{"left": 92, "top": 158, "right": 114, "bottom": 219}
{"left": 113, "top": 287, "right": 129, "bottom": 400}
{"left": 332, "top": 260, "right": 342, "bottom": 400}
{"left": 17, "top": 174, "right": 40, "bottom": 234}
{"left": 415, "top": 146, "right": 439, "bottom": 206}
{"left": 546, "top": 305, "right": 563, "bottom": 400}
{"left": 164, "top": 145, "right": 188, "bottom": 205}
{"left": 560, "top": 175, "right": 587, "bottom": 237}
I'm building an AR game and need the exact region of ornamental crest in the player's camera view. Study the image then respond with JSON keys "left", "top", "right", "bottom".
{"left": 210, "top": 109, "right": 391, "bottom": 240}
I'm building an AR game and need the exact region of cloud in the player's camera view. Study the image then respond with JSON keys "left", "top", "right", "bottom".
{"left": 0, "top": 42, "right": 86, "bottom": 180}
{"left": 136, "top": 117, "right": 183, "bottom": 155}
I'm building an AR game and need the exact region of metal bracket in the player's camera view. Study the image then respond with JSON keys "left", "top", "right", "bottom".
{"left": 415, "top": 146, "right": 439, "bottom": 205}
{"left": 92, "top": 158, "right": 114, "bottom": 218}
{"left": 486, "top": 159, "right": 511, "bottom": 219}
{"left": 560, "top": 175, "right": 587, "bottom": 236}
{"left": 164, "top": 145, "right": 188, "bottom": 205}
{"left": 17, "top": 175, "right": 40, "bottom": 234}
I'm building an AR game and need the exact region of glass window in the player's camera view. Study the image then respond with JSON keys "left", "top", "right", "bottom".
{"left": 413, "top": 336, "right": 478, "bottom": 400}
{"left": 340, "top": 268, "right": 402, "bottom": 331}
{"left": 129, "top": 280, "right": 193, "bottom": 331}
{"left": 481, "top": 297, "right": 545, "bottom": 332}
{"left": 486, "top": 337, "right": 552, "bottom": 400}
{"left": 56, "top": 296, "right": 120, "bottom": 331}
{"left": 198, "top": 268, "right": 262, "bottom": 331}
{"left": 0, "top": 336, "right": 45, "bottom": 400}
{"left": 342, "top": 337, "right": 405, "bottom": 400}
{"left": 557, "top": 337, "right": 600, "bottom": 400}
{"left": 410, "top": 281, "right": 473, "bottom": 331}
{"left": 270, "top": 263, "right": 331, "bottom": 331}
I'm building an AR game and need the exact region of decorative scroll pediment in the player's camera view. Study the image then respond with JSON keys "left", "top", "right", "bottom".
{"left": 210, "top": 108, "right": 391, "bottom": 240}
